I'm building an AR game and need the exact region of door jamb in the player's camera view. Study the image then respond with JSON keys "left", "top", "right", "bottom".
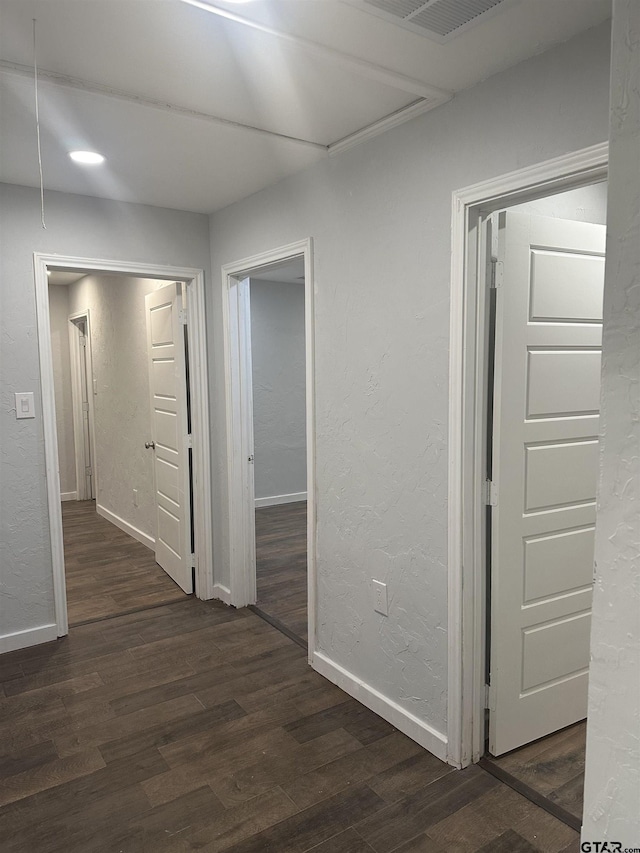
{"left": 221, "top": 239, "right": 315, "bottom": 660}
{"left": 68, "top": 310, "right": 97, "bottom": 502}
{"left": 35, "top": 254, "right": 214, "bottom": 638}
{"left": 446, "top": 142, "right": 609, "bottom": 768}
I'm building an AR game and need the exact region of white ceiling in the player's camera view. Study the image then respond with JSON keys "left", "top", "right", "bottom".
{"left": 47, "top": 270, "right": 87, "bottom": 286}
{"left": 251, "top": 256, "right": 305, "bottom": 284}
{"left": 0, "top": 0, "right": 611, "bottom": 214}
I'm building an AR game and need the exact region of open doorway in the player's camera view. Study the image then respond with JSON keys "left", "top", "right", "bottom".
{"left": 478, "top": 180, "right": 607, "bottom": 829}
{"left": 48, "top": 270, "right": 193, "bottom": 625}
{"left": 35, "top": 254, "right": 213, "bottom": 637}
{"left": 221, "top": 239, "right": 315, "bottom": 652}
{"left": 250, "top": 258, "right": 307, "bottom": 644}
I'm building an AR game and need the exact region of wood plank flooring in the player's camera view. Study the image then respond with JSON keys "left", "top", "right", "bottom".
{"left": 255, "top": 501, "right": 307, "bottom": 642}
{"left": 0, "top": 598, "right": 580, "bottom": 853}
{"left": 62, "top": 500, "right": 187, "bottom": 625}
{"left": 484, "top": 722, "right": 586, "bottom": 826}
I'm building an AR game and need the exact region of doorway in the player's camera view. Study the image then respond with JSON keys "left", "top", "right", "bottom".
{"left": 250, "top": 259, "right": 308, "bottom": 644}
{"left": 221, "top": 239, "right": 316, "bottom": 653}
{"left": 48, "top": 271, "right": 194, "bottom": 623}
{"left": 480, "top": 185, "right": 607, "bottom": 829}
{"left": 68, "top": 310, "right": 95, "bottom": 502}
{"left": 35, "top": 254, "right": 213, "bottom": 637}
{"left": 447, "top": 144, "right": 609, "bottom": 827}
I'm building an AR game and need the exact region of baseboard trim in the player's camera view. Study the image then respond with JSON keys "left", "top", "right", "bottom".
{"left": 96, "top": 504, "right": 155, "bottom": 550}
{"left": 0, "top": 624, "right": 58, "bottom": 654}
{"left": 60, "top": 491, "right": 77, "bottom": 502}
{"left": 255, "top": 491, "right": 307, "bottom": 508}
{"left": 212, "top": 583, "right": 232, "bottom": 605}
{"left": 312, "top": 650, "right": 448, "bottom": 763}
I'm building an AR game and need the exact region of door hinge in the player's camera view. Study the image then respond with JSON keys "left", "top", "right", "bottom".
{"left": 190, "top": 553, "right": 196, "bottom": 568}
{"left": 79, "top": 335, "right": 86, "bottom": 347}
{"left": 484, "top": 479, "right": 498, "bottom": 506}
{"left": 178, "top": 308, "right": 188, "bottom": 325}
{"left": 484, "top": 683, "right": 496, "bottom": 710}
{"left": 489, "top": 259, "right": 503, "bottom": 289}
{"left": 82, "top": 401, "right": 90, "bottom": 413}
{"left": 85, "top": 466, "right": 93, "bottom": 476}
{"left": 186, "top": 434, "right": 193, "bottom": 448}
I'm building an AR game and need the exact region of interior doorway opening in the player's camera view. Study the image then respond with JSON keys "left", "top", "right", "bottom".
{"left": 35, "top": 254, "right": 213, "bottom": 637}
{"left": 249, "top": 258, "right": 308, "bottom": 646}
{"left": 448, "top": 146, "right": 609, "bottom": 831}
{"left": 478, "top": 182, "right": 607, "bottom": 830}
{"left": 47, "top": 269, "right": 195, "bottom": 625}
{"left": 68, "top": 310, "right": 95, "bottom": 502}
{"left": 221, "top": 239, "right": 316, "bottom": 655}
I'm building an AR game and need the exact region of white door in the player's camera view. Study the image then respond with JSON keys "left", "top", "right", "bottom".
{"left": 489, "top": 211, "right": 606, "bottom": 756}
{"left": 145, "top": 283, "right": 193, "bottom": 594}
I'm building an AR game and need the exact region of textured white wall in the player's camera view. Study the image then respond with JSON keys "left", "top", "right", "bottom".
{"left": 208, "top": 22, "right": 613, "bottom": 736}
{"left": 68, "top": 275, "right": 165, "bottom": 540}
{"left": 48, "top": 284, "right": 76, "bottom": 497}
{"left": 511, "top": 181, "right": 608, "bottom": 223}
{"left": 582, "top": 1, "right": 640, "bottom": 844}
{"left": 250, "top": 279, "right": 306, "bottom": 501}
{"left": 0, "top": 185, "right": 211, "bottom": 639}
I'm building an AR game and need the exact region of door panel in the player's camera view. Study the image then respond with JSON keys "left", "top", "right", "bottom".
{"left": 523, "top": 526, "right": 596, "bottom": 602}
{"left": 488, "top": 211, "right": 605, "bottom": 756}
{"left": 145, "top": 284, "right": 193, "bottom": 594}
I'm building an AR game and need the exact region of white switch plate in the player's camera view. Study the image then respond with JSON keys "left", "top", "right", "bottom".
{"left": 372, "top": 579, "right": 388, "bottom": 616}
{"left": 15, "top": 392, "right": 35, "bottom": 419}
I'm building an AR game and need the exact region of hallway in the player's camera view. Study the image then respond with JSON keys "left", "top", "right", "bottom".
{"left": 62, "top": 501, "right": 188, "bottom": 626}
{"left": 0, "top": 598, "right": 580, "bottom": 853}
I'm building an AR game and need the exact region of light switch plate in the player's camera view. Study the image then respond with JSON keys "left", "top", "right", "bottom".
{"left": 15, "top": 392, "right": 35, "bottom": 419}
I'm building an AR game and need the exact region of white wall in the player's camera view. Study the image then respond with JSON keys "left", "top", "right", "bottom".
{"left": 250, "top": 278, "right": 306, "bottom": 503}
{"left": 67, "top": 274, "right": 165, "bottom": 541}
{"left": 582, "top": 1, "right": 640, "bottom": 844}
{"left": 48, "top": 284, "right": 76, "bottom": 498}
{"left": 510, "top": 181, "right": 608, "bottom": 223}
{"left": 208, "top": 22, "right": 612, "bottom": 744}
{"left": 0, "top": 184, "right": 211, "bottom": 643}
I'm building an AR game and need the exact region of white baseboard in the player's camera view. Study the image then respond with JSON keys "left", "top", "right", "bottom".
{"left": 60, "top": 491, "right": 77, "bottom": 502}
{"left": 312, "top": 649, "right": 448, "bottom": 763}
{"left": 255, "top": 491, "right": 307, "bottom": 508}
{"left": 96, "top": 504, "right": 155, "bottom": 551}
{"left": 0, "top": 624, "right": 58, "bottom": 654}
{"left": 212, "top": 583, "right": 232, "bottom": 605}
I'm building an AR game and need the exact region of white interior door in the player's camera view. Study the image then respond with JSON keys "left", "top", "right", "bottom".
{"left": 489, "top": 211, "right": 606, "bottom": 756}
{"left": 145, "top": 283, "right": 193, "bottom": 594}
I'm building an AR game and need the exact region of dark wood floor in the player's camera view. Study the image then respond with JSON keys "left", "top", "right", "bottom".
{"left": 62, "top": 500, "right": 187, "bottom": 625}
{"left": 255, "top": 501, "right": 307, "bottom": 642}
{"left": 0, "top": 598, "right": 580, "bottom": 853}
{"left": 485, "top": 722, "right": 586, "bottom": 825}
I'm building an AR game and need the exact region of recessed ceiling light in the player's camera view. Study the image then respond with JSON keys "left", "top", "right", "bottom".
{"left": 69, "top": 150, "right": 105, "bottom": 165}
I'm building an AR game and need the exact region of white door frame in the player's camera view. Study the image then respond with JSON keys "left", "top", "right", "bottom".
{"left": 221, "top": 239, "right": 316, "bottom": 658}
{"left": 68, "top": 310, "right": 97, "bottom": 502}
{"left": 446, "top": 142, "right": 609, "bottom": 769}
{"left": 34, "top": 254, "right": 214, "bottom": 637}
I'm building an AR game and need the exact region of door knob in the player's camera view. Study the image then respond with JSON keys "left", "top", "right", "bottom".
{"left": 145, "top": 440, "right": 156, "bottom": 449}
